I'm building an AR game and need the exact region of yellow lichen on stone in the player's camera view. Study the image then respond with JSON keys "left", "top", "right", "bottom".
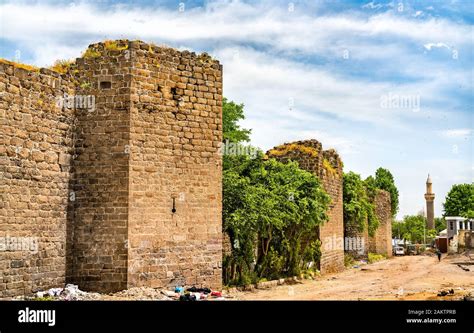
{"left": 82, "top": 48, "right": 102, "bottom": 59}
{"left": 323, "top": 158, "right": 338, "bottom": 177}
{"left": 268, "top": 143, "right": 319, "bottom": 158}
{"left": 198, "top": 52, "right": 214, "bottom": 64}
{"left": 104, "top": 40, "right": 129, "bottom": 51}
{"left": 0, "top": 58, "right": 39, "bottom": 72}
{"left": 49, "top": 59, "right": 74, "bottom": 74}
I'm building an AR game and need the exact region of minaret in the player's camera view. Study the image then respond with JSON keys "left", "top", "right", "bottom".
{"left": 424, "top": 174, "right": 435, "bottom": 229}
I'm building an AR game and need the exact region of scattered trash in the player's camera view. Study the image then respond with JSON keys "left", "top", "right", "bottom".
{"left": 352, "top": 265, "right": 360, "bottom": 269}
{"left": 186, "top": 287, "right": 211, "bottom": 294}
{"left": 22, "top": 284, "right": 226, "bottom": 301}
{"left": 437, "top": 289, "right": 455, "bottom": 297}
{"left": 47, "top": 288, "right": 63, "bottom": 297}
{"left": 179, "top": 294, "right": 196, "bottom": 301}
{"left": 32, "top": 284, "right": 102, "bottom": 301}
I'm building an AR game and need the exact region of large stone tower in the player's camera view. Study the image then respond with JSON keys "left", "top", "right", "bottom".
{"left": 424, "top": 174, "right": 435, "bottom": 230}
{"left": 0, "top": 40, "right": 223, "bottom": 296}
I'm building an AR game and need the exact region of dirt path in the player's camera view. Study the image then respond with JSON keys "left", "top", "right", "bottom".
{"left": 235, "top": 253, "right": 474, "bottom": 300}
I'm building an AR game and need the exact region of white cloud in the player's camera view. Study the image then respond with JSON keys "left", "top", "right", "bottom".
{"left": 362, "top": 2, "right": 384, "bottom": 10}
{"left": 440, "top": 129, "right": 472, "bottom": 138}
{"left": 413, "top": 11, "right": 423, "bottom": 18}
{"left": 0, "top": 0, "right": 471, "bottom": 219}
{"left": 423, "top": 42, "right": 451, "bottom": 51}
{"left": 0, "top": 1, "right": 471, "bottom": 65}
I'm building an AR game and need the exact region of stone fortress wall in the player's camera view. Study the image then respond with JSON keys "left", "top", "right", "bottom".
{"left": 1, "top": 40, "right": 392, "bottom": 297}
{"left": 0, "top": 40, "right": 223, "bottom": 296}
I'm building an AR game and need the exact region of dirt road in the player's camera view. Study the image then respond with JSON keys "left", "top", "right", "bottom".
{"left": 235, "top": 253, "right": 474, "bottom": 300}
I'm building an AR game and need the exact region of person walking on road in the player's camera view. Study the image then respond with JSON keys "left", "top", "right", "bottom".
{"left": 436, "top": 248, "right": 442, "bottom": 262}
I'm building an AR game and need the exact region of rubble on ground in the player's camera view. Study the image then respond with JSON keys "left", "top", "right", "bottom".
{"left": 13, "top": 284, "right": 230, "bottom": 301}
{"left": 108, "top": 287, "right": 173, "bottom": 300}
{"left": 21, "top": 284, "right": 102, "bottom": 301}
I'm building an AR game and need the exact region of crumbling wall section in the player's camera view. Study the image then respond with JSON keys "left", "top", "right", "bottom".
{"left": 267, "top": 140, "right": 345, "bottom": 274}
{"left": 369, "top": 190, "right": 392, "bottom": 257}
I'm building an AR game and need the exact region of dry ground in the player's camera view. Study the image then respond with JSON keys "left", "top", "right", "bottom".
{"left": 234, "top": 252, "right": 474, "bottom": 300}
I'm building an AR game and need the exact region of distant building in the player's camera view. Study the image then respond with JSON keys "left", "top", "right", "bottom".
{"left": 446, "top": 216, "right": 473, "bottom": 238}
{"left": 446, "top": 216, "right": 474, "bottom": 253}
{"left": 424, "top": 174, "right": 435, "bottom": 229}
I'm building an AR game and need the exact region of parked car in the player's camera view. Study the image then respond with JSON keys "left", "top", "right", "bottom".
{"left": 393, "top": 246, "right": 405, "bottom": 256}
{"left": 407, "top": 244, "right": 417, "bottom": 255}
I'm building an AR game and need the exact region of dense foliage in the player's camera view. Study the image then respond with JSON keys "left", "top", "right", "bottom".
{"left": 343, "top": 172, "right": 379, "bottom": 237}
{"left": 222, "top": 97, "right": 251, "bottom": 143}
{"left": 221, "top": 97, "right": 401, "bottom": 285}
{"left": 434, "top": 217, "right": 446, "bottom": 233}
{"left": 443, "top": 183, "right": 474, "bottom": 218}
{"left": 223, "top": 154, "right": 330, "bottom": 285}
{"left": 392, "top": 215, "right": 437, "bottom": 244}
{"left": 374, "top": 168, "right": 399, "bottom": 217}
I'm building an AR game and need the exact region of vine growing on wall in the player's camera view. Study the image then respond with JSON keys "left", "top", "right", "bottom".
{"left": 343, "top": 172, "right": 379, "bottom": 237}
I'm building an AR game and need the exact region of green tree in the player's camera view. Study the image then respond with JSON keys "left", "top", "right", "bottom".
{"left": 398, "top": 215, "right": 427, "bottom": 244}
{"left": 222, "top": 97, "right": 251, "bottom": 143}
{"left": 374, "top": 167, "right": 399, "bottom": 217}
{"left": 223, "top": 155, "right": 330, "bottom": 284}
{"left": 443, "top": 183, "right": 474, "bottom": 218}
{"left": 343, "top": 172, "right": 379, "bottom": 237}
{"left": 434, "top": 217, "right": 446, "bottom": 233}
{"left": 392, "top": 220, "right": 403, "bottom": 239}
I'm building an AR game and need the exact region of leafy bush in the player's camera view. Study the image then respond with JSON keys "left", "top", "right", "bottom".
{"left": 368, "top": 253, "right": 386, "bottom": 264}
{"left": 344, "top": 253, "right": 355, "bottom": 267}
{"left": 223, "top": 154, "right": 330, "bottom": 285}
{"left": 343, "top": 172, "right": 378, "bottom": 236}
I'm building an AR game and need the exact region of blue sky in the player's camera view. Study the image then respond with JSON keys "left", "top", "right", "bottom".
{"left": 1, "top": 0, "right": 472, "bottom": 219}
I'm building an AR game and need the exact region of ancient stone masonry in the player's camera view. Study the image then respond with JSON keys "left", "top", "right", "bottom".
{"left": 127, "top": 42, "right": 222, "bottom": 291}
{"left": 344, "top": 189, "right": 392, "bottom": 258}
{"left": 0, "top": 40, "right": 223, "bottom": 296}
{"left": 267, "top": 140, "right": 345, "bottom": 274}
{"left": 369, "top": 190, "right": 392, "bottom": 257}
{"left": 0, "top": 62, "right": 75, "bottom": 298}
{"left": 344, "top": 222, "right": 369, "bottom": 258}
{"left": 268, "top": 140, "right": 393, "bottom": 270}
